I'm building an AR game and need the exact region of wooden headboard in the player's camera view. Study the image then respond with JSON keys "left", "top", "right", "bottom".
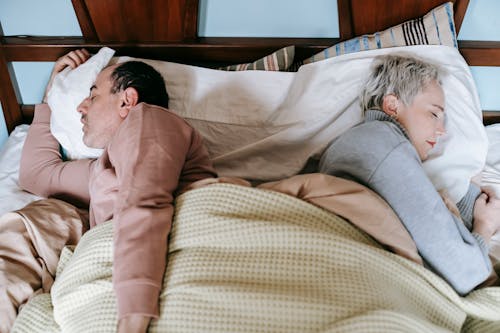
{"left": 1, "top": 0, "right": 499, "bottom": 133}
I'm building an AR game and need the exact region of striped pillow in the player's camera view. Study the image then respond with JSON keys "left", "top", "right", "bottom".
{"left": 302, "top": 2, "right": 457, "bottom": 65}
{"left": 219, "top": 45, "right": 295, "bottom": 71}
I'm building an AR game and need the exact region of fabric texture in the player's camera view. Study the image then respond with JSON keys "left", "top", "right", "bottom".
{"left": 18, "top": 103, "right": 216, "bottom": 319}
{"left": 219, "top": 45, "right": 295, "bottom": 71}
{"left": 12, "top": 183, "right": 500, "bottom": 333}
{"left": 301, "top": 2, "right": 457, "bottom": 65}
{"left": 258, "top": 173, "right": 423, "bottom": 265}
{"left": 0, "top": 199, "right": 83, "bottom": 333}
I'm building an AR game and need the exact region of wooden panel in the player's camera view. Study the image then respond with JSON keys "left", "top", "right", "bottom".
{"left": 83, "top": 0, "right": 196, "bottom": 42}
{"left": 0, "top": 25, "right": 23, "bottom": 132}
{"left": 0, "top": 48, "right": 23, "bottom": 132}
{"left": 71, "top": 0, "right": 99, "bottom": 41}
{"left": 484, "top": 112, "right": 500, "bottom": 126}
{"left": 459, "top": 41, "right": 500, "bottom": 66}
{"left": 346, "top": 0, "right": 467, "bottom": 36}
{"left": 0, "top": 37, "right": 339, "bottom": 64}
{"left": 453, "top": 0, "right": 470, "bottom": 33}
{"left": 5, "top": 37, "right": 500, "bottom": 66}
{"left": 337, "top": 0, "right": 353, "bottom": 39}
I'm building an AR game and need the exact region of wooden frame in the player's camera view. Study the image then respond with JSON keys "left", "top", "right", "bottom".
{"left": 1, "top": 0, "right": 499, "bottom": 133}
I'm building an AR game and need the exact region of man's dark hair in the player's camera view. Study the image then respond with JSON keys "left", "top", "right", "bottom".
{"left": 110, "top": 61, "right": 169, "bottom": 108}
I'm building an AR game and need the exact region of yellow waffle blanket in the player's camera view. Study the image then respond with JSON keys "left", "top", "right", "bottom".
{"left": 12, "top": 183, "right": 500, "bottom": 332}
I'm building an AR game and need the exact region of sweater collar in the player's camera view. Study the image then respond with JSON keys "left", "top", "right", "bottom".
{"left": 364, "top": 109, "right": 410, "bottom": 140}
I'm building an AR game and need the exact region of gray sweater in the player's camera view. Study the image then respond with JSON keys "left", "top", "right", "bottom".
{"left": 319, "top": 110, "right": 491, "bottom": 295}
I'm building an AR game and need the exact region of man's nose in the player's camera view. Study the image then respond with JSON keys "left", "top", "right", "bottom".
{"left": 77, "top": 98, "right": 89, "bottom": 114}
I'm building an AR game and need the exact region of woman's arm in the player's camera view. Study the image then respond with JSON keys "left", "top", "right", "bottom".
{"left": 320, "top": 123, "right": 492, "bottom": 295}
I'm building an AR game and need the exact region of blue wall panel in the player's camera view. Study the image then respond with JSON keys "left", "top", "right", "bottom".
{"left": 198, "top": 0, "right": 339, "bottom": 37}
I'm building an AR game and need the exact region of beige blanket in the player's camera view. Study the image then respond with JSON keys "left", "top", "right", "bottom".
{"left": 11, "top": 179, "right": 500, "bottom": 332}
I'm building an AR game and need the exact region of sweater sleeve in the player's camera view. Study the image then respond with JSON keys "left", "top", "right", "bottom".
{"left": 19, "top": 104, "right": 93, "bottom": 207}
{"left": 109, "top": 104, "right": 216, "bottom": 319}
{"left": 319, "top": 124, "right": 492, "bottom": 295}
{"left": 456, "top": 183, "right": 481, "bottom": 230}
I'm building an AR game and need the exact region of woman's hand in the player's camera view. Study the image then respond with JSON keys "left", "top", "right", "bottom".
{"left": 473, "top": 187, "right": 500, "bottom": 244}
{"left": 42, "top": 48, "right": 90, "bottom": 103}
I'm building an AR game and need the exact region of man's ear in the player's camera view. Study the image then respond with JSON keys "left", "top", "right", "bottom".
{"left": 118, "top": 87, "right": 139, "bottom": 118}
{"left": 381, "top": 94, "right": 399, "bottom": 118}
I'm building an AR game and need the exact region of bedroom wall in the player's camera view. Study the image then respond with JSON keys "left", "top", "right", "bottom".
{"left": 0, "top": 0, "right": 499, "bottom": 149}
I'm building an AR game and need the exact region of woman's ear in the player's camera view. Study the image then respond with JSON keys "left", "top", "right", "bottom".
{"left": 118, "top": 87, "right": 139, "bottom": 118}
{"left": 381, "top": 94, "right": 399, "bottom": 118}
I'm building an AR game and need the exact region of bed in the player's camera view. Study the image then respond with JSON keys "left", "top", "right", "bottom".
{"left": 3, "top": 0, "right": 500, "bottom": 332}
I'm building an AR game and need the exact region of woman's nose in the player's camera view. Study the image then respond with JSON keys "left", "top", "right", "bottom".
{"left": 436, "top": 121, "right": 446, "bottom": 136}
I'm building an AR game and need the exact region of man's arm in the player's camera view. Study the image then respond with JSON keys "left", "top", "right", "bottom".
{"left": 109, "top": 104, "right": 215, "bottom": 327}
{"left": 19, "top": 104, "right": 93, "bottom": 207}
{"left": 19, "top": 49, "right": 93, "bottom": 206}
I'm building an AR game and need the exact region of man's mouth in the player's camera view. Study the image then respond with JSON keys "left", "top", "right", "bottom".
{"left": 426, "top": 140, "right": 436, "bottom": 148}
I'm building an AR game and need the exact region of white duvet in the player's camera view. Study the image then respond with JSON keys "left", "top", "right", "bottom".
{"left": 115, "top": 45, "right": 487, "bottom": 203}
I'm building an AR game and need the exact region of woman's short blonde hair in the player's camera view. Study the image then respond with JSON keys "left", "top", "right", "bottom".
{"left": 360, "top": 53, "right": 443, "bottom": 112}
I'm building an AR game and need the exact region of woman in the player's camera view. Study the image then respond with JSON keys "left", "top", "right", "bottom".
{"left": 319, "top": 54, "right": 500, "bottom": 295}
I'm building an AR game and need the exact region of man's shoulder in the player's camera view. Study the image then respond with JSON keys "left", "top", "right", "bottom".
{"left": 128, "top": 103, "right": 195, "bottom": 131}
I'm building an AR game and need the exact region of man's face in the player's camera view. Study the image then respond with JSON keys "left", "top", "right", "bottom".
{"left": 77, "top": 65, "right": 124, "bottom": 149}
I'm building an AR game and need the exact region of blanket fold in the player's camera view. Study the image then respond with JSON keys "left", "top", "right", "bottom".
{"left": 1, "top": 199, "right": 83, "bottom": 333}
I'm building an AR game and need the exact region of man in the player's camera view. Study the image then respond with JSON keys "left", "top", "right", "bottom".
{"left": 11, "top": 49, "right": 216, "bottom": 332}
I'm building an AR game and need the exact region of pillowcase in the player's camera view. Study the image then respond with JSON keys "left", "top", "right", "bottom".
{"left": 47, "top": 47, "right": 114, "bottom": 160}
{"left": 301, "top": 2, "right": 457, "bottom": 65}
{"left": 115, "top": 45, "right": 484, "bottom": 203}
{"left": 218, "top": 45, "right": 295, "bottom": 71}
{"left": 481, "top": 124, "right": 500, "bottom": 196}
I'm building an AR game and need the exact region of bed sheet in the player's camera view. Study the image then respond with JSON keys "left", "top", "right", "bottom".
{"left": 0, "top": 125, "right": 40, "bottom": 216}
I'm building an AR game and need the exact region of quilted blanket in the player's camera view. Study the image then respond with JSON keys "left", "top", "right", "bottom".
{"left": 12, "top": 183, "right": 500, "bottom": 332}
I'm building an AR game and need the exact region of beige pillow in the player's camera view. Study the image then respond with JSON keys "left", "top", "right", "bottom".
{"left": 301, "top": 2, "right": 457, "bottom": 65}
{"left": 219, "top": 45, "right": 294, "bottom": 71}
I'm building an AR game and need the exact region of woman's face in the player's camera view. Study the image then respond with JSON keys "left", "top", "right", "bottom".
{"left": 394, "top": 80, "right": 446, "bottom": 161}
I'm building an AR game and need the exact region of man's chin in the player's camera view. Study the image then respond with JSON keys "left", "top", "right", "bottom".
{"left": 83, "top": 137, "right": 98, "bottom": 149}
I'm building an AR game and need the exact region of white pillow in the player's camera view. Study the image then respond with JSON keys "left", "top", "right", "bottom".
{"left": 481, "top": 124, "right": 500, "bottom": 196}
{"left": 47, "top": 47, "right": 115, "bottom": 160}
{"left": 47, "top": 45, "right": 486, "bottom": 203}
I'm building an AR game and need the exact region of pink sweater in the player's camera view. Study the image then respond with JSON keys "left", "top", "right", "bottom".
{"left": 19, "top": 103, "right": 217, "bottom": 319}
